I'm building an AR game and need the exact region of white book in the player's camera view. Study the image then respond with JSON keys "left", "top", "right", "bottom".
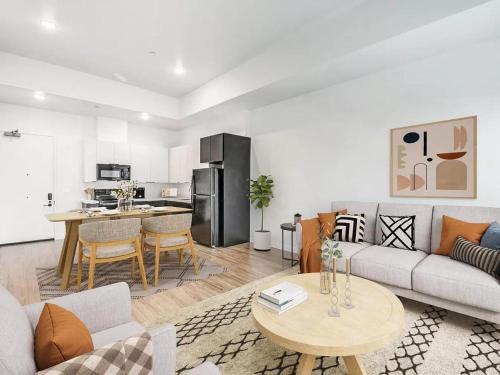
{"left": 260, "top": 282, "right": 304, "bottom": 305}
{"left": 257, "top": 292, "right": 308, "bottom": 315}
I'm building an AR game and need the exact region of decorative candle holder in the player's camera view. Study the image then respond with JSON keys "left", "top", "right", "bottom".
{"left": 343, "top": 258, "right": 355, "bottom": 309}
{"left": 328, "top": 257, "right": 340, "bottom": 317}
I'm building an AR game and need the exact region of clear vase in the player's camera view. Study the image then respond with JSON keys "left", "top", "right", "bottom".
{"left": 320, "top": 258, "right": 331, "bottom": 294}
{"left": 118, "top": 198, "right": 132, "bottom": 211}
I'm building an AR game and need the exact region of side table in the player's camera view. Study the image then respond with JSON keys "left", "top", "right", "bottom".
{"left": 280, "top": 223, "right": 298, "bottom": 266}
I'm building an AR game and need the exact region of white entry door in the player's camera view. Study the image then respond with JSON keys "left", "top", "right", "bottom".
{"left": 0, "top": 132, "right": 55, "bottom": 244}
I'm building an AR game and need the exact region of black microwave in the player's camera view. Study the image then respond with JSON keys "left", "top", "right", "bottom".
{"left": 96, "top": 164, "right": 131, "bottom": 181}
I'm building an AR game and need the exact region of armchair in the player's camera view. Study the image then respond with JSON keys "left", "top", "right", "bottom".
{"left": 0, "top": 282, "right": 219, "bottom": 374}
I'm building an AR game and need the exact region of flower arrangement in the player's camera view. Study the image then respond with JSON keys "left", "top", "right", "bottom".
{"left": 113, "top": 180, "right": 138, "bottom": 201}
{"left": 321, "top": 238, "right": 343, "bottom": 262}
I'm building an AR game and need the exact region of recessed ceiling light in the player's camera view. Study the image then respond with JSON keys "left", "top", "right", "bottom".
{"left": 40, "top": 20, "right": 57, "bottom": 31}
{"left": 113, "top": 73, "right": 128, "bottom": 83}
{"left": 33, "top": 91, "right": 46, "bottom": 101}
{"left": 140, "top": 112, "right": 150, "bottom": 120}
{"left": 173, "top": 64, "right": 186, "bottom": 76}
{"left": 148, "top": 50, "right": 157, "bottom": 55}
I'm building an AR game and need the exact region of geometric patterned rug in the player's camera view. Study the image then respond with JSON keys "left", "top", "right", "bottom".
{"left": 36, "top": 251, "right": 227, "bottom": 300}
{"left": 149, "top": 268, "right": 500, "bottom": 375}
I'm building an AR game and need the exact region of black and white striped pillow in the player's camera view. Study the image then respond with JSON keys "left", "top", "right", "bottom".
{"left": 333, "top": 214, "right": 366, "bottom": 243}
{"left": 379, "top": 215, "right": 416, "bottom": 250}
{"left": 452, "top": 236, "right": 500, "bottom": 276}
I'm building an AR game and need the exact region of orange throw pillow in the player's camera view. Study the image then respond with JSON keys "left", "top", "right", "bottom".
{"left": 436, "top": 215, "right": 490, "bottom": 256}
{"left": 317, "top": 209, "right": 347, "bottom": 237}
{"left": 35, "top": 303, "right": 94, "bottom": 371}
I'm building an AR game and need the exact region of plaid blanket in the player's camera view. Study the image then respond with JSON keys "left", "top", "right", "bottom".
{"left": 38, "top": 332, "right": 153, "bottom": 375}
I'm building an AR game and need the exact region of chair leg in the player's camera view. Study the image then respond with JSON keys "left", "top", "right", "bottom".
{"left": 178, "top": 249, "right": 184, "bottom": 266}
{"left": 88, "top": 256, "right": 96, "bottom": 290}
{"left": 154, "top": 246, "right": 161, "bottom": 288}
{"left": 77, "top": 242, "right": 83, "bottom": 290}
{"left": 188, "top": 232, "right": 199, "bottom": 274}
{"left": 131, "top": 257, "right": 135, "bottom": 279}
{"left": 135, "top": 239, "right": 148, "bottom": 289}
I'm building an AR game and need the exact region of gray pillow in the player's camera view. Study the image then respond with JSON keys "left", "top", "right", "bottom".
{"left": 480, "top": 221, "right": 500, "bottom": 250}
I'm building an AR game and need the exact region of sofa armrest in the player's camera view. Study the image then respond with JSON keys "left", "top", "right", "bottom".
{"left": 148, "top": 324, "right": 176, "bottom": 375}
{"left": 296, "top": 222, "right": 303, "bottom": 253}
{"left": 24, "top": 282, "right": 132, "bottom": 334}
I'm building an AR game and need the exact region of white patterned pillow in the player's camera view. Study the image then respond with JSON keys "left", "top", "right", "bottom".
{"left": 379, "top": 215, "right": 415, "bottom": 250}
{"left": 333, "top": 214, "right": 366, "bottom": 243}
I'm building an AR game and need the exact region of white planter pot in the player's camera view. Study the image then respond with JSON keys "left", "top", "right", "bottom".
{"left": 254, "top": 230, "right": 271, "bottom": 251}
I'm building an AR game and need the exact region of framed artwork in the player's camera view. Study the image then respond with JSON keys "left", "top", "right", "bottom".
{"left": 391, "top": 116, "right": 477, "bottom": 198}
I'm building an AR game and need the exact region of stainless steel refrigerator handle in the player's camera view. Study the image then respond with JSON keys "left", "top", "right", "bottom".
{"left": 210, "top": 168, "right": 215, "bottom": 248}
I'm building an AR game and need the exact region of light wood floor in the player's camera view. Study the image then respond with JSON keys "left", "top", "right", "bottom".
{"left": 0, "top": 239, "right": 293, "bottom": 324}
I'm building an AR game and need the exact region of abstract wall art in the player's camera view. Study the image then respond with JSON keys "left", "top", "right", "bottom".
{"left": 391, "top": 116, "right": 477, "bottom": 198}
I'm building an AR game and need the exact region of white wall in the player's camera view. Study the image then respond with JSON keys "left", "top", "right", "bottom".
{"left": 0, "top": 102, "right": 177, "bottom": 238}
{"left": 177, "top": 37, "right": 500, "bottom": 250}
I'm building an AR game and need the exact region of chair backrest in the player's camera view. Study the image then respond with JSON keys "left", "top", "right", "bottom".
{"left": 0, "top": 285, "right": 37, "bottom": 375}
{"left": 79, "top": 218, "right": 141, "bottom": 243}
{"left": 142, "top": 214, "right": 192, "bottom": 234}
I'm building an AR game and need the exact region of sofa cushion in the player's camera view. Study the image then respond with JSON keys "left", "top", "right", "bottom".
{"left": 452, "top": 236, "right": 500, "bottom": 277}
{"left": 333, "top": 214, "right": 366, "bottom": 243}
{"left": 351, "top": 245, "right": 427, "bottom": 289}
{"left": 332, "top": 201, "right": 379, "bottom": 243}
{"left": 317, "top": 209, "right": 347, "bottom": 237}
{"left": 333, "top": 242, "right": 371, "bottom": 272}
{"left": 91, "top": 321, "right": 145, "bottom": 348}
{"left": 379, "top": 215, "right": 415, "bottom": 251}
{"left": 436, "top": 215, "right": 489, "bottom": 256}
{"left": 431, "top": 205, "right": 500, "bottom": 253}
{"left": 480, "top": 221, "right": 500, "bottom": 250}
{"left": 35, "top": 303, "right": 94, "bottom": 371}
{"left": 0, "top": 285, "right": 37, "bottom": 375}
{"left": 413, "top": 254, "right": 500, "bottom": 312}
{"left": 376, "top": 203, "right": 433, "bottom": 252}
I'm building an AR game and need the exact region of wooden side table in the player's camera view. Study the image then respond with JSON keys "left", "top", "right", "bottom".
{"left": 280, "top": 223, "right": 298, "bottom": 266}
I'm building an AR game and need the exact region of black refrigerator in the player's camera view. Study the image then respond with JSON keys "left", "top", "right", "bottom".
{"left": 191, "top": 133, "right": 250, "bottom": 247}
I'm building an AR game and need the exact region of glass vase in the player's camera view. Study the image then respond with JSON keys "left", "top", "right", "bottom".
{"left": 118, "top": 198, "right": 132, "bottom": 212}
{"left": 320, "top": 257, "right": 331, "bottom": 294}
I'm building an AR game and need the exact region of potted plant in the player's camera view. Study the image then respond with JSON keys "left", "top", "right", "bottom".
{"left": 249, "top": 175, "right": 274, "bottom": 251}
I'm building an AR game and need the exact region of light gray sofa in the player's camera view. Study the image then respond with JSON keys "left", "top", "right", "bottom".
{"left": 297, "top": 201, "right": 500, "bottom": 324}
{"left": 0, "top": 282, "right": 219, "bottom": 375}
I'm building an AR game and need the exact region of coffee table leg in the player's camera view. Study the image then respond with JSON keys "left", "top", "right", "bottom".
{"left": 297, "top": 354, "right": 315, "bottom": 375}
{"left": 343, "top": 355, "right": 367, "bottom": 375}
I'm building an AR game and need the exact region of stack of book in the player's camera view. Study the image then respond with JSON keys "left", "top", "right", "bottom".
{"left": 258, "top": 282, "right": 308, "bottom": 314}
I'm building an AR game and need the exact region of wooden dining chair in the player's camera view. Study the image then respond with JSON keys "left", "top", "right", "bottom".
{"left": 77, "top": 218, "right": 147, "bottom": 290}
{"left": 141, "top": 213, "right": 199, "bottom": 287}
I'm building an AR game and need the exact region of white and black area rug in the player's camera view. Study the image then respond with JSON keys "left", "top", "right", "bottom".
{"left": 36, "top": 251, "right": 227, "bottom": 300}
{"left": 149, "top": 269, "right": 500, "bottom": 375}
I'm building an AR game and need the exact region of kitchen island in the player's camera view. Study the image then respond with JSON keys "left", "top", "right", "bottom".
{"left": 46, "top": 206, "right": 192, "bottom": 289}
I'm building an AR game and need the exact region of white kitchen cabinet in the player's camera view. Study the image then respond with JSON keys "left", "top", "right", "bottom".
{"left": 114, "top": 143, "right": 131, "bottom": 164}
{"left": 169, "top": 144, "right": 193, "bottom": 183}
{"left": 83, "top": 139, "right": 97, "bottom": 182}
{"left": 96, "top": 141, "right": 115, "bottom": 164}
{"left": 149, "top": 146, "right": 169, "bottom": 183}
{"left": 130, "top": 144, "right": 150, "bottom": 182}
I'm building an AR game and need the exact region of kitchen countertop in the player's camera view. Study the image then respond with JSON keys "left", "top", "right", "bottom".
{"left": 133, "top": 197, "right": 191, "bottom": 203}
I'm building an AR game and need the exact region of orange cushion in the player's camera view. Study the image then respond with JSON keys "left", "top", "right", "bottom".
{"left": 317, "top": 209, "right": 347, "bottom": 237}
{"left": 35, "top": 303, "right": 94, "bottom": 371}
{"left": 436, "top": 215, "right": 490, "bottom": 256}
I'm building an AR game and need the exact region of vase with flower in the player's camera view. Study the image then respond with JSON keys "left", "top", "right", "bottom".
{"left": 113, "top": 180, "right": 137, "bottom": 211}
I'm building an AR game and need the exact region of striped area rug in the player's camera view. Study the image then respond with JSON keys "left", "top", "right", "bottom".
{"left": 36, "top": 251, "right": 227, "bottom": 300}
{"left": 149, "top": 268, "right": 500, "bottom": 375}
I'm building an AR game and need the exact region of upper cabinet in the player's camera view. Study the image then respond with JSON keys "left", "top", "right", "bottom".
{"left": 84, "top": 141, "right": 169, "bottom": 183}
{"left": 200, "top": 134, "right": 224, "bottom": 163}
{"left": 169, "top": 144, "right": 194, "bottom": 183}
{"left": 149, "top": 146, "right": 169, "bottom": 183}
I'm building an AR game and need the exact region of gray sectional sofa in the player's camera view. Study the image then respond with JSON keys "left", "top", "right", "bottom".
{"left": 297, "top": 201, "right": 500, "bottom": 324}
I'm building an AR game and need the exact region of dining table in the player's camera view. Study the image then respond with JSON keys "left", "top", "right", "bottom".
{"left": 46, "top": 206, "right": 192, "bottom": 289}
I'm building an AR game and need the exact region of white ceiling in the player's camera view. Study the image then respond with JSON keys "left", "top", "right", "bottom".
{"left": 0, "top": 0, "right": 339, "bottom": 97}
{"left": 0, "top": 0, "right": 498, "bottom": 130}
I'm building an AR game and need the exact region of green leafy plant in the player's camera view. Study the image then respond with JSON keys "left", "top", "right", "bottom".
{"left": 320, "top": 238, "right": 343, "bottom": 262}
{"left": 249, "top": 175, "right": 274, "bottom": 231}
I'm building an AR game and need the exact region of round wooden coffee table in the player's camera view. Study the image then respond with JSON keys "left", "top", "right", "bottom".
{"left": 252, "top": 273, "right": 404, "bottom": 375}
